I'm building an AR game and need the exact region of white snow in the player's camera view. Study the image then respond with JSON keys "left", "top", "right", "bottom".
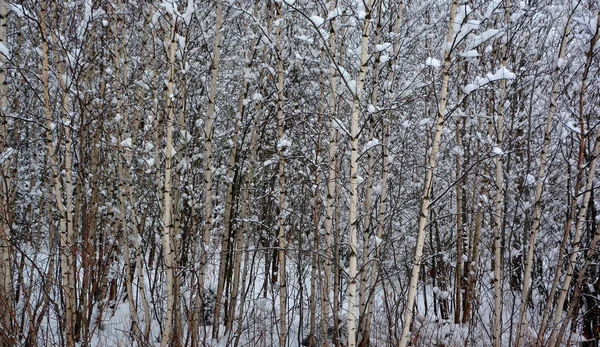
{"left": 574, "top": 15, "right": 599, "bottom": 35}
{"left": 460, "top": 50, "right": 479, "bottom": 58}
{"left": 294, "top": 35, "right": 314, "bottom": 44}
{"left": 309, "top": 15, "right": 325, "bottom": 28}
{"left": 492, "top": 147, "right": 504, "bottom": 156}
{"left": 484, "top": 0, "right": 502, "bottom": 20}
{"left": 373, "top": 184, "right": 382, "bottom": 195}
{"left": 160, "top": 1, "right": 175, "bottom": 17}
{"left": 180, "top": 0, "right": 195, "bottom": 25}
{"left": 467, "top": 29, "right": 501, "bottom": 51}
{"left": 490, "top": 67, "right": 516, "bottom": 80}
{"left": 120, "top": 138, "right": 132, "bottom": 148}
{"left": 0, "top": 147, "right": 15, "bottom": 164}
{"left": 326, "top": 7, "right": 342, "bottom": 20}
{"left": 418, "top": 118, "right": 432, "bottom": 126}
{"left": 375, "top": 42, "right": 392, "bottom": 52}
{"left": 463, "top": 83, "right": 479, "bottom": 94}
{"left": 277, "top": 138, "right": 292, "bottom": 151}
{"left": 425, "top": 57, "right": 441, "bottom": 68}
{"left": 362, "top": 138, "right": 379, "bottom": 153}
{"left": 525, "top": 174, "right": 536, "bottom": 186}
{"left": 565, "top": 120, "right": 581, "bottom": 134}
{"left": 346, "top": 79, "right": 357, "bottom": 95}
{"left": 145, "top": 158, "right": 155, "bottom": 167}
{"left": 379, "top": 54, "right": 390, "bottom": 63}
{"left": 0, "top": 43, "right": 10, "bottom": 59}
{"left": 164, "top": 147, "right": 176, "bottom": 157}
{"left": 9, "top": 4, "right": 25, "bottom": 18}
{"left": 333, "top": 118, "right": 349, "bottom": 135}
{"left": 180, "top": 130, "right": 192, "bottom": 144}
{"left": 176, "top": 34, "right": 186, "bottom": 49}
{"left": 463, "top": 66, "right": 516, "bottom": 94}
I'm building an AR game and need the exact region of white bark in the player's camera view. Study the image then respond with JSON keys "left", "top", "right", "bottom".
{"left": 398, "top": 1, "right": 458, "bottom": 346}
{"left": 348, "top": 1, "right": 375, "bottom": 346}
{"left": 321, "top": 2, "right": 340, "bottom": 342}
{"left": 549, "top": 118, "right": 600, "bottom": 345}
{"left": 515, "top": 10, "right": 573, "bottom": 347}
{"left": 196, "top": 0, "right": 223, "bottom": 341}
{"left": 0, "top": 1, "right": 10, "bottom": 337}
{"left": 492, "top": 1, "right": 510, "bottom": 345}
{"left": 159, "top": 16, "right": 178, "bottom": 347}
{"left": 275, "top": 2, "right": 288, "bottom": 345}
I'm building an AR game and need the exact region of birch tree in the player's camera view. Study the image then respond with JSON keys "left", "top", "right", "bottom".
{"left": 195, "top": 0, "right": 224, "bottom": 342}
{"left": 514, "top": 8, "right": 574, "bottom": 346}
{"left": 0, "top": 1, "right": 10, "bottom": 341}
{"left": 347, "top": 1, "right": 375, "bottom": 345}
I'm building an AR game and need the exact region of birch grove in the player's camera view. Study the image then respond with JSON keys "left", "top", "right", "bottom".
{"left": 1, "top": 0, "right": 600, "bottom": 346}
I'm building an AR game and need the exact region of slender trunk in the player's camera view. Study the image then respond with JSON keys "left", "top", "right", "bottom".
{"left": 492, "top": 2, "right": 511, "bottom": 346}
{"left": 234, "top": 93, "right": 262, "bottom": 347}
{"left": 321, "top": 2, "right": 340, "bottom": 343}
{"left": 347, "top": 1, "right": 375, "bottom": 346}
{"left": 358, "top": 2, "right": 383, "bottom": 342}
{"left": 308, "top": 46, "right": 326, "bottom": 347}
{"left": 225, "top": 5, "right": 260, "bottom": 338}
{"left": 361, "top": 3, "right": 403, "bottom": 342}
{"left": 516, "top": 10, "right": 579, "bottom": 347}
{"left": 111, "top": 4, "right": 143, "bottom": 344}
{"left": 40, "top": 4, "right": 76, "bottom": 344}
{"left": 398, "top": 1, "right": 458, "bottom": 346}
{"left": 274, "top": 2, "right": 288, "bottom": 345}
{"left": 213, "top": 6, "right": 255, "bottom": 338}
{"left": 556, "top": 197, "right": 600, "bottom": 346}
{"left": 0, "top": 2, "right": 10, "bottom": 341}
{"left": 160, "top": 17, "right": 178, "bottom": 347}
{"left": 195, "top": 0, "right": 223, "bottom": 342}
{"left": 549, "top": 114, "right": 600, "bottom": 347}
{"left": 536, "top": 12, "right": 576, "bottom": 344}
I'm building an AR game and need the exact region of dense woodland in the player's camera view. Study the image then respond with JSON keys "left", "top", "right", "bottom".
{"left": 0, "top": 0, "right": 599, "bottom": 346}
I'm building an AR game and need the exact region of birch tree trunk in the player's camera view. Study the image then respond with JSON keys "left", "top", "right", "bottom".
{"left": 492, "top": 2, "right": 511, "bottom": 346}
{"left": 348, "top": 1, "right": 375, "bottom": 346}
{"left": 358, "top": 3, "right": 383, "bottom": 340}
{"left": 274, "top": 2, "right": 288, "bottom": 345}
{"left": 398, "top": 1, "right": 458, "bottom": 345}
{"left": 549, "top": 106, "right": 600, "bottom": 347}
{"left": 321, "top": 1, "right": 341, "bottom": 343}
{"left": 195, "top": 0, "right": 223, "bottom": 342}
{"left": 39, "top": 3, "right": 75, "bottom": 345}
{"left": 536, "top": 13, "right": 576, "bottom": 344}
{"left": 213, "top": 6, "right": 257, "bottom": 338}
{"left": 515, "top": 9, "right": 574, "bottom": 346}
{"left": 555, "top": 160, "right": 600, "bottom": 346}
{"left": 234, "top": 91, "right": 263, "bottom": 347}
{"left": 308, "top": 44, "right": 327, "bottom": 347}
{"left": 0, "top": 1, "right": 10, "bottom": 340}
{"left": 110, "top": 4, "right": 147, "bottom": 344}
{"left": 551, "top": 15, "right": 600, "bottom": 345}
{"left": 160, "top": 15, "right": 178, "bottom": 347}
{"left": 224, "top": 3, "right": 261, "bottom": 338}
{"left": 360, "top": 2, "right": 403, "bottom": 343}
